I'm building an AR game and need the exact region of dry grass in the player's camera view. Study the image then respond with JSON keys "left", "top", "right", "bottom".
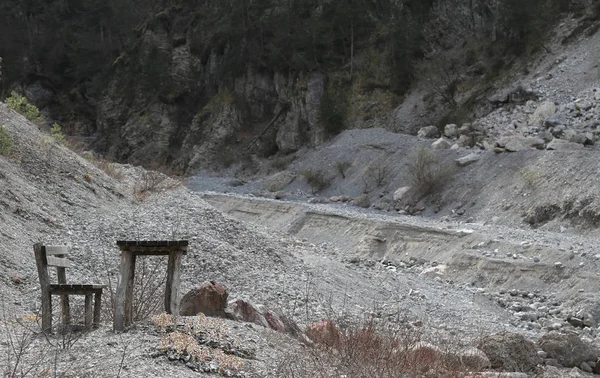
{"left": 133, "top": 171, "right": 182, "bottom": 201}
{"left": 275, "top": 319, "right": 477, "bottom": 378}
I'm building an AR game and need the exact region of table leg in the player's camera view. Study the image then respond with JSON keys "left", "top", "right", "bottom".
{"left": 114, "top": 252, "right": 135, "bottom": 331}
{"left": 165, "top": 252, "right": 182, "bottom": 315}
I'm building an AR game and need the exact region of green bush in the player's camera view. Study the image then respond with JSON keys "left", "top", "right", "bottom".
{"left": 0, "top": 125, "right": 13, "bottom": 156}
{"left": 50, "top": 123, "right": 66, "bottom": 144}
{"left": 6, "top": 91, "right": 44, "bottom": 123}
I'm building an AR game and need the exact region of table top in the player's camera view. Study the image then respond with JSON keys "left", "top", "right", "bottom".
{"left": 116, "top": 240, "right": 188, "bottom": 255}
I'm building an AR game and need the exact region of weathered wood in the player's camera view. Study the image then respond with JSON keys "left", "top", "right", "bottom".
{"left": 114, "top": 250, "right": 134, "bottom": 332}
{"left": 49, "top": 285, "right": 104, "bottom": 295}
{"left": 165, "top": 251, "right": 182, "bottom": 315}
{"left": 84, "top": 294, "right": 93, "bottom": 329}
{"left": 124, "top": 254, "right": 136, "bottom": 327}
{"left": 46, "top": 255, "right": 71, "bottom": 268}
{"left": 34, "top": 244, "right": 52, "bottom": 333}
{"left": 44, "top": 246, "right": 69, "bottom": 255}
{"left": 93, "top": 291, "right": 102, "bottom": 329}
{"left": 35, "top": 244, "right": 104, "bottom": 333}
{"left": 56, "top": 267, "right": 70, "bottom": 325}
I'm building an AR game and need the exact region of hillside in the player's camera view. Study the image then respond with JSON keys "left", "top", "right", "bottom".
{"left": 3, "top": 1, "right": 600, "bottom": 377}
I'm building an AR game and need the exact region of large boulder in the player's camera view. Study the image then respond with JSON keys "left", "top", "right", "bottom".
{"left": 538, "top": 331, "right": 600, "bottom": 368}
{"left": 179, "top": 281, "right": 229, "bottom": 317}
{"left": 476, "top": 332, "right": 541, "bottom": 372}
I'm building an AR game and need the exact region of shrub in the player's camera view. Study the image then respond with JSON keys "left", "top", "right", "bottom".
{"left": 364, "top": 162, "right": 391, "bottom": 191}
{"left": 5, "top": 92, "right": 44, "bottom": 123}
{"left": 408, "top": 147, "right": 453, "bottom": 197}
{"left": 275, "top": 319, "right": 472, "bottom": 377}
{"left": 0, "top": 126, "right": 13, "bottom": 156}
{"left": 50, "top": 123, "right": 66, "bottom": 144}
{"left": 301, "top": 169, "right": 331, "bottom": 194}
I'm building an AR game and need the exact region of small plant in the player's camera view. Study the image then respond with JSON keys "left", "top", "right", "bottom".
{"left": 6, "top": 91, "right": 44, "bottom": 123}
{"left": 134, "top": 171, "right": 181, "bottom": 200}
{"left": 519, "top": 168, "right": 542, "bottom": 189}
{"left": 50, "top": 123, "right": 66, "bottom": 145}
{"left": 336, "top": 161, "right": 352, "bottom": 178}
{"left": 408, "top": 147, "right": 453, "bottom": 197}
{"left": 302, "top": 169, "right": 331, "bottom": 194}
{"left": 0, "top": 125, "right": 13, "bottom": 156}
{"left": 364, "top": 162, "right": 391, "bottom": 191}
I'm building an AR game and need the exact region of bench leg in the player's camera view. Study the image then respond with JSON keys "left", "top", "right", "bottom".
{"left": 84, "top": 294, "right": 93, "bottom": 329}
{"left": 93, "top": 291, "right": 102, "bottom": 329}
{"left": 41, "top": 291, "right": 52, "bottom": 334}
{"left": 61, "top": 295, "right": 70, "bottom": 326}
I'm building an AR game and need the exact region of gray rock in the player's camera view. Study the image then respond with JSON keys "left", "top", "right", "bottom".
{"left": 544, "top": 114, "right": 567, "bottom": 128}
{"left": 444, "top": 124, "right": 459, "bottom": 138}
{"left": 476, "top": 332, "right": 541, "bottom": 372}
{"left": 546, "top": 138, "right": 586, "bottom": 151}
{"left": 530, "top": 101, "right": 557, "bottom": 126}
{"left": 393, "top": 186, "right": 411, "bottom": 202}
{"left": 456, "top": 153, "right": 481, "bottom": 166}
{"left": 432, "top": 137, "right": 451, "bottom": 150}
{"left": 538, "top": 331, "right": 600, "bottom": 368}
{"left": 417, "top": 125, "right": 440, "bottom": 138}
{"left": 351, "top": 194, "right": 370, "bottom": 208}
{"left": 581, "top": 361, "right": 593, "bottom": 373}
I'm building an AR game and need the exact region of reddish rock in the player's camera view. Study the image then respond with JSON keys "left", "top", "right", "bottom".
{"left": 264, "top": 311, "right": 286, "bottom": 333}
{"left": 179, "top": 281, "right": 228, "bottom": 317}
{"left": 305, "top": 320, "right": 341, "bottom": 347}
{"left": 228, "top": 299, "right": 269, "bottom": 328}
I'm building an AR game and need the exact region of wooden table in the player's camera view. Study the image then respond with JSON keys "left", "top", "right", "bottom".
{"left": 113, "top": 240, "right": 188, "bottom": 331}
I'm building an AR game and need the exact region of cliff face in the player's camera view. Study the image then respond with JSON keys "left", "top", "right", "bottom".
{"left": 1, "top": 0, "right": 596, "bottom": 174}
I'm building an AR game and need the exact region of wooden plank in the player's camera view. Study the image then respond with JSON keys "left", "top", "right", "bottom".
{"left": 124, "top": 254, "right": 136, "bottom": 327}
{"left": 46, "top": 256, "right": 71, "bottom": 268}
{"left": 56, "top": 267, "right": 70, "bottom": 325}
{"left": 44, "top": 246, "right": 69, "bottom": 255}
{"left": 84, "top": 294, "right": 93, "bottom": 329}
{"left": 117, "top": 240, "right": 188, "bottom": 247}
{"left": 165, "top": 251, "right": 183, "bottom": 315}
{"left": 114, "top": 252, "right": 135, "bottom": 331}
{"left": 34, "top": 244, "right": 52, "bottom": 333}
{"left": 49, "top": 286, "right": 104, "bottom": 295}
{"left": 93, "top": 291, "right": 102, "bottom": 329}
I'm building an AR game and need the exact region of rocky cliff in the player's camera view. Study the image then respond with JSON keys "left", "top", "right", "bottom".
{"left": 1, "top": 0, "right": 598, "bottom": 174}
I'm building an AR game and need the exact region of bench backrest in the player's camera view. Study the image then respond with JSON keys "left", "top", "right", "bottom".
{"left": 34, "top": 244, "right": 71, "bottom": 286}
{"left": 44, "top": 246, "right": 72, "bottom": 269}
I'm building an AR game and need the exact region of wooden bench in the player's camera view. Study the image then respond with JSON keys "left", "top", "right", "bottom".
{"left": 33, "top": 243, "right": 105, "bottom": 333}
